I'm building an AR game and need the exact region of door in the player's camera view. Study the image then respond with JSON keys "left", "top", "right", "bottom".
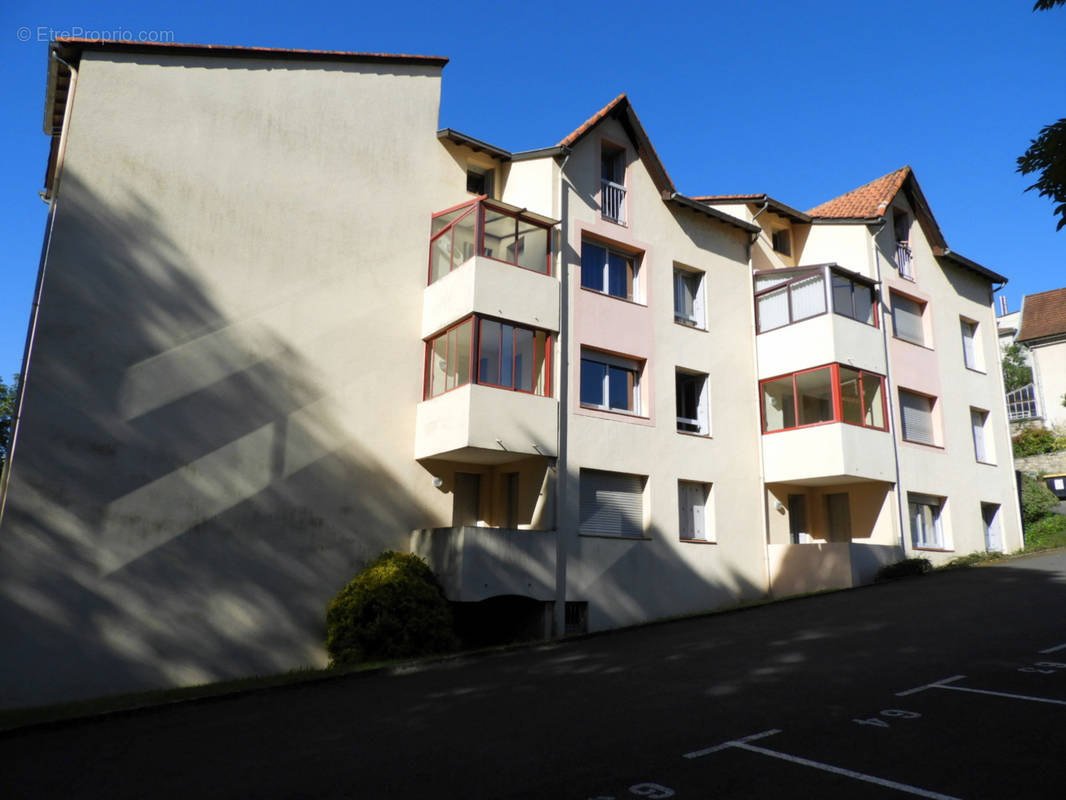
{"left": 982, "top": 503, "right": 1003, "bottom": 553}
{"left": 787, "top": 494, "right": 808, "bottom": 544}
{"left": 825, "top": 493, "right": 852, "bottom": 543}
{"left": 453, "top": 473, "right": 481, "bottom": 527}
{"left": 504, "top": 472, "right": 519, "bottom": 529}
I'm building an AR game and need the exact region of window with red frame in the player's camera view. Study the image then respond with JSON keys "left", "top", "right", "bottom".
{"left": 429, "top": 199, "right": 552, "bottom": 284}
{"left": 761, "top": 364, "right": 887, "bottom": 433}
{"left": 426, "top": 316, "right": 550, "bottom": 399}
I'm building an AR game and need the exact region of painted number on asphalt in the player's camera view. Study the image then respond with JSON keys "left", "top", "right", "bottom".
{"left": 588, "top": 784, "right": 675, "bottom": 800}
{"left": 1019, "top": 661, "right": 1066, "bottom": 674}
{"left": 853, "top": 709, "right": 922, "bottom": 728}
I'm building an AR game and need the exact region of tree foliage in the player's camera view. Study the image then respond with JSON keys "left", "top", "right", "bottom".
{"left": 1002, "top": 342, "right": 1033, "bottom": 392}
{"left": 1019, "top": 1, "right": 1066, "bottom": 228}
{"left": 0, "top": 374, "right": 18, "bottom": 467}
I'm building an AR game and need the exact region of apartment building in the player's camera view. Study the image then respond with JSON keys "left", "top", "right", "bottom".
{"left": 1014, "top": 288, "right": 1066, "bottom": 428}
{"left": 0, "top": 39, "right": 1021, "bottom": 707}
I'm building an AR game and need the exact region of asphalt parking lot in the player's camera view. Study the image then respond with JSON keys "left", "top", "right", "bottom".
{"left": 2, "top": 551, "right": 1064, "bottom": 799}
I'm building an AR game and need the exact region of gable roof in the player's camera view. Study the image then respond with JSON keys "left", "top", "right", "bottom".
{"left": 693, "top": 194, "right": 811, "bottom": 224}
{"left": 1017, "top": 288, "right": 1066, "bottom": 343}
{"left": 556, "top": 93, "right": 675, "bottom": 196}
{"left": 805, "top": 167, "right": 910, "bottom": 219}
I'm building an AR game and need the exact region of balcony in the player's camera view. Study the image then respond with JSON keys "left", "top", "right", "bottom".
{"left": 754, "top": 265, "right": 885, "bottom": 378}
{"left": 601, "top": 179, "right": 626, "bottom": 224}
{"left": 411, "top": 525, "right": 557, "bottom": 602}
{"left": 415, "top": 383, "right": 557, "bottom": 463}
{"left": 767, "top": 542, "right": 901, "bottom": 596}
{"left": 762, "top": 421, "right": 897, "bottom": 485}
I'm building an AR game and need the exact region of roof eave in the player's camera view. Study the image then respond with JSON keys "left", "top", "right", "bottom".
{"left": 665, "top": 193, "right": 760, "bottom": 234}
{"left": 933, "top": 248, "right": 1008, "bottom": 285}
{"left": 437, "top": 129, "right": 512, "bottom": 161}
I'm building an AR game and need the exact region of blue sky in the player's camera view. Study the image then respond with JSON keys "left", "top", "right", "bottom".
{"left": 1, "top": 0, "right": 1063, "bottom": 382}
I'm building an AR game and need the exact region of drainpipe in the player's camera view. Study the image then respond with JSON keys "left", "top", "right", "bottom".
{"left": 553, "top": 148, "right": 571, "bottom": 638}
{"left": 747, "top": 198, "right": 770, "bottom": 261}
{"left": 747, "top": 198, "right": 773, "bottom": 597}
{"left": 870, "top": 219, "right": 908, "bottom": 556}
{"left": 0, "top": 50, "right": 78, "bottom": 524}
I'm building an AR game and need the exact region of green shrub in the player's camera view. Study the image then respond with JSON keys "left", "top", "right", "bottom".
{"left": 938, "top": 552, "right": 998, "bottom": 570}
{"left": 1012, "top": 425, "right": 1066, "bottom": 458}
{"left": 1025, "top": 514, "right": 1066, "bottom": 550}
{"left": 1021, "top": 474, "right": 1059, "bottom": 527}
{"left": 325, "top": 551, "right": 459, "bottom": 668}
{"left": 875, "top": 557, "right": 932, "bottom": 581}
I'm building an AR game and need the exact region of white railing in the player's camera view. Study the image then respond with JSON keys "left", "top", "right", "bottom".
{"left": 1006, "top": 383, "right": 1039, "bottom": 421}
{"left": 601, "top": 179, "right": 626, "bottom": 224}
{"left": 895, "top": 241, "right": 914, "bottom": 279}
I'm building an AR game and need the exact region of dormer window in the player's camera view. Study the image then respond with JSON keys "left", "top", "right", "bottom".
{"left": 771, "top": 228, "right": 792, "bottom": 257}
{"left": 600, "top": 143, "right": 626, "bottom": 224}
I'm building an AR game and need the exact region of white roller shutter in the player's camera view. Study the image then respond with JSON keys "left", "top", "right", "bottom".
{"left": 892, "top": 294, "right": 924, "bottom": 345}
{"left": 900, "top": 391, "right": 935, "bottom": 445}
{"left": 580, "top": 470, "right": 644, "bottom": 537}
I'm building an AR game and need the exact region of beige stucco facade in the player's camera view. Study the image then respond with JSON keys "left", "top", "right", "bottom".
{"left": 0, "top": 41, "right": 1026, "bottom": 708}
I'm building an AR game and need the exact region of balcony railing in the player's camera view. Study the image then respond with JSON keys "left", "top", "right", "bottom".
{"left": 601, "top": 179, "right": 626, "bottom": 224}
{"left": 1006, "top": 383, "right": 1039, "bottom": 421}
{"left": 429, "top": 197, "right": 554, "bottom": 284}
{"left": 895, "top": 241, "right": 914, "bottom": 279}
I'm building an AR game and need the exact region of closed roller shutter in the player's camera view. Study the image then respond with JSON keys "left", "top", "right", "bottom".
{"left": 580, "top": 469, "right": 644, "bottom": 537}
{"left": 900, "top": 390, "right": 935, "bottom": 445}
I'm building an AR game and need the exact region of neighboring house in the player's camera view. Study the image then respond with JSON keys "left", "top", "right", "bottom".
{"left": 1015, "top": 288, "right": 1066, "bottom": 429}
{"left": 0, "top": 38, "right": 1023, "bottom": 707}
{"left": 996, "top": 302, "right": 1040, "bottom": 423}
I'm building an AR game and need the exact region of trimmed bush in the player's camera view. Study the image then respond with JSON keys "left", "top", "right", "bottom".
{"left": 325, "top": 551, "right": 459, "bottom": 668}
{"left": 1021, "top": 474, "right": 1059, "bottom": 527}
{"left": 875, "top": 557, "right": 932, "bottom": 581}
{"left": 1025, "top": 514, "right": 1066, "bottom": 551}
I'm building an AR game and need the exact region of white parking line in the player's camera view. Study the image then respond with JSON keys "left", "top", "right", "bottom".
{"left": 896, "top": 675, "right": 966, "bottom": 697}
{"left": 683, "top": 729, "right": 782, "bottom": 759}
{"left": 684, "top": 728, "right": 961, "bottom": 799}
{"left": 734, "top": 742, "right": 962, "bottom": 800}
{"left": 896, "top": 674, "right": 1066, "bottom": 706}
{"left": 1039, "top": 643, "right": 1066, "bottom": 654}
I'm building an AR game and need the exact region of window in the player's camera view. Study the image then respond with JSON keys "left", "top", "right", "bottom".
{"left": 425, "top": 316, "right": 550, "bottom": 399}
{"left": 678, "top": 481, "right": 713, "bottom": 541}
{"left": 894, "top": 210, "right": 914, "bottom": 279}
{"left": 771, "top": 228, "right": 792, "bottom": 256}
{"left": 580, "top": 350, "right": 642, "bottom": 414}
{"left": 581, "top": 240, "right": 640, "bottom": 301}
{"left": 579, "top": 469, "right": 644, "bottom": 537}
{"left": 429, "top": 198, "right": 552, "bottom": 283}
{"left": 761, "top": 364, "right": 887, "bottom": 433}
{"left": 466, "top": 167, "right": 493, "bottom": 197}
{"left": 676, "top": 370, "right": 709, "bottom": 434}
{"left": 971, "top": 407, "right": 993, "bottom": 463}
{"left": 601, "top": 143, "right": 626, "bottom": 224}
{"left": 891, "top": 292, "right": 927, "bottom": 346}
{"left": 909, "top": 493, "right": 945, "bottom": 549}
{"left": 831, "top": 273, "right": 876, "bottom": 326}
{"left": 673, "top": 267, "right": 705, "bottom": 327}
{"left": 960, "top": 319, "right": 981, "bottom": 370}
{"left": 899, "top": 389, "right": 937, "bottom": 446}
{"left": 755, "top": 266, "right": 877, "bottom": 332}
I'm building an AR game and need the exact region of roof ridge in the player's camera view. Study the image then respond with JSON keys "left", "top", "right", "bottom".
{"left": 557, "top": 93, "right": 628, "bottom": 147}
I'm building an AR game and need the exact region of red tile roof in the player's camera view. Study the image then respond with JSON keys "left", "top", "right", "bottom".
{"left": 558, "top": 94, "right": 627, "bottom": 147}
{"left": 806, "top": 166, "right": 911, "bottom": 218}
{"left": 53, "top": 38, "right": 449, "bottom": 67}
{"left": 1017, "top": 288, "right": 1066, "bottom": 343}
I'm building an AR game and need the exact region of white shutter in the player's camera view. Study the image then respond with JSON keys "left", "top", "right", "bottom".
{"left": 697, "top": 376, "right": 710, "bottom": 435}
{"left": 971, "top": 409, "right": 987, "bottom": 461}
{"left": 757, "top": 287, "right": 789, "bottom": 331}
{"left": 900, "top": 391, "right": 935, "bottom": 445}
{"left": 677, "top": 483, "right": 693, "bottom": 540}
{"left": 678, "top": 481, "right": 708, "bottom": 540}
{"left": 580, "top": 470, "right": 644, "bottom": 537}
{"left": 893, "top": 295, "right": 924, "bottom": 345}
{"left": 961, "top": 321, "right": 977, "bottom": 368}
{"left": 789, "top": 274, "right": 826, "bottom": 321}
{"left": 693, "top": 273, "right": 706, "bottom": 327}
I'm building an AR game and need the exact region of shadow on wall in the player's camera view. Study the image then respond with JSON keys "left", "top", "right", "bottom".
{"left": 0, "top": 172, "right": 433, "bottom": 708}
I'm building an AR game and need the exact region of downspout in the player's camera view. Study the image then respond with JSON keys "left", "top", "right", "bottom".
{"left": 553, "top": 148, "right": 571, "bottom": 638}
{"left": 747, "top": 197, "right": 772, "bottom": 597}
{"left": 0, "top": 50, "right": 78, "bottom": 524}
{"left": 870, "top": 218, "right": 908, "bottom": 556}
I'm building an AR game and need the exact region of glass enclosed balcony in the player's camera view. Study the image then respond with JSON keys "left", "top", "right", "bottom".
{"left": 754, "top": 265, "right": 878, "bottom": 334}
{"left": 429, "top": 198, "right": 554, "bottom": 284}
